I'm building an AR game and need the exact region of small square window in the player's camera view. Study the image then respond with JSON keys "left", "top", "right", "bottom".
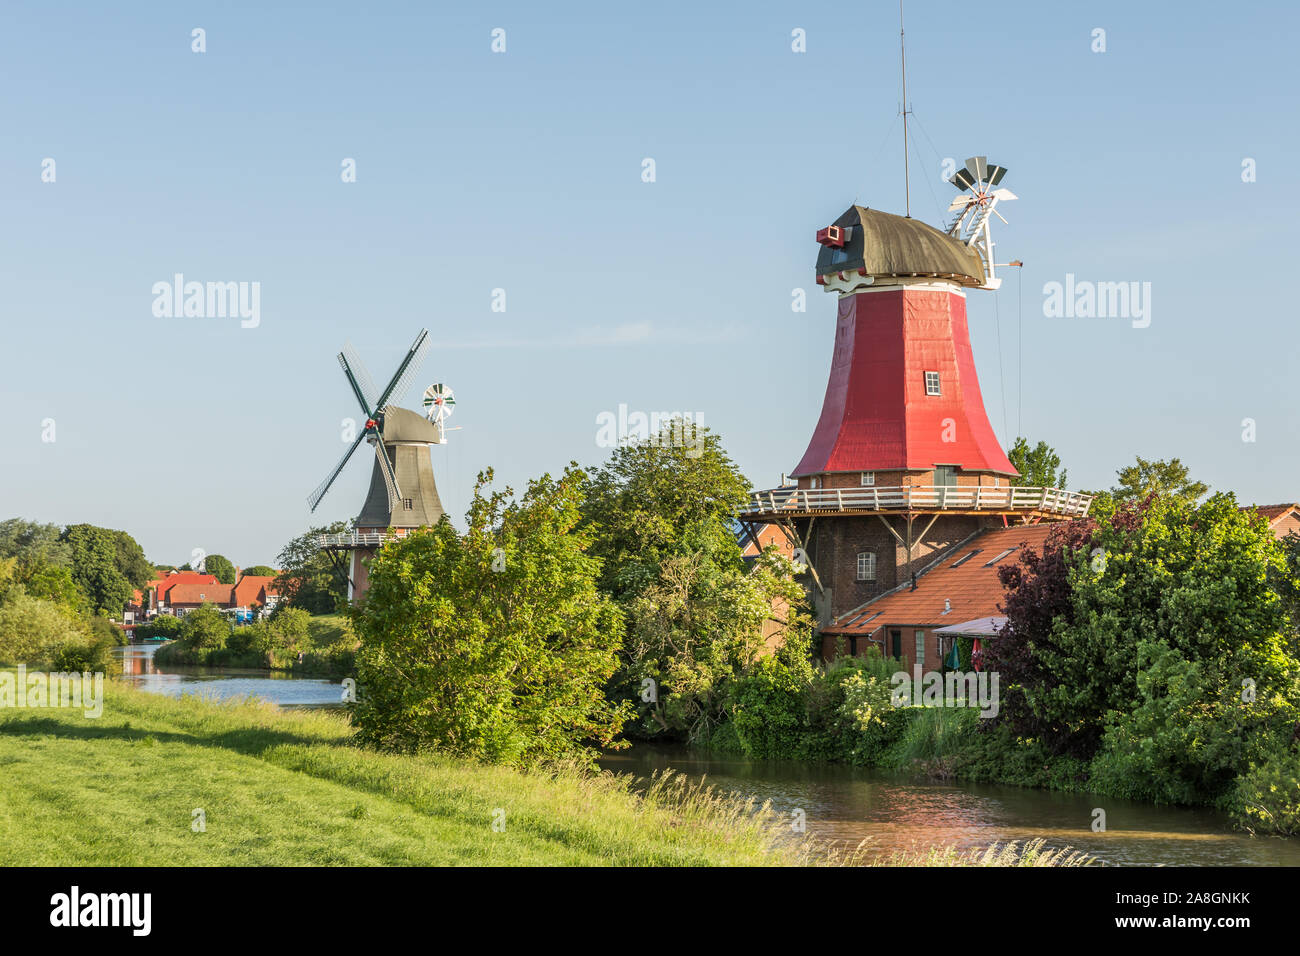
{"left": 924, "top": 371, "right": 941, "bottom": 396}
{"left": 861, "top": 472, "right": 875, "bottom": 486}
{"left": 856, "top": 551, "right": 876, "bottom": 582}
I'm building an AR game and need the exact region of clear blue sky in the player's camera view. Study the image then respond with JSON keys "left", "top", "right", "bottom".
{"left": 2, "top": 1, "right": 1294, "bottom": 566}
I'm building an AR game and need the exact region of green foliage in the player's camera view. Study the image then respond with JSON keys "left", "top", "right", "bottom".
{"left": 1233, "top": 737, "right": 1300, "bottom": 836}
{"left": 18, "top": 561, "right": 87, "bottom": 613}
{"left": 1088, "top": 456, "right": 1209, "bottom": 514}
{"left": 133, "top": 615, "right": 182, "bottom": 640}
{"left": 581, "top": 423, "right": 751, "bottom": 599}
{"left": 723, "top": 654, "right": 811, "bottom": 759}
{"left": 242, "top": 565, "right": 276, "bottom": 578}
{"left": 59, "top": 524, "right": 151, "bottom": 615}
{"left": 581, "top": 424, "right": 813, "bottom": 742}
{"left": 177, "top": 604, "right": 229, "bottom": 651}
{"left": 52, "top": 635, "right": 120, "bottom": 675}
{"left": 0, "top": 519, "right": 71, "bottom": 568}
{"left": 352, "top": 468, "right": 631, "bottom": 767}
{"left": 1007, "top": 437, "right": 1067, "bottom": 488}
{"left": 204, "top": 554, "right": 236, "bottom": 585}
{"left": 275, "top": 522, "right": 350, "bottom": 614}
{"left": 0, "top": 593, "right": 93, "bottom": 667}
{"left": 994, "top": 494, "right": 1294, "bottom": 762}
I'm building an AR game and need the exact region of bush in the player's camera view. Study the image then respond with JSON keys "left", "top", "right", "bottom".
{"left": 177, "top": 604, "right": 229, "bottom": 651}
{"left": 134, "top": 616, "right": 182, "bottom": 641}
{"left": 1233, "top": 738, "right": 1300, "bottom": 836}
{"left": 352, "top": 469, "right": 630, "bottom": 767}
{"left": 51, "top": 636, "right": 120, "bottom": 676}
{"left": 723, "top": 656, "right": 809, "bottom": 759}
{"left": 0, "top": 594, "right": 91, "bottom": 666}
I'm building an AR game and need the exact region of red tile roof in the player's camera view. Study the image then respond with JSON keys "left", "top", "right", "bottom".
{"left": 134, "top": 571, "right": 220, "bottom": 605}
{"left": 231, "top": 575, "right": 279, "bottom": 608}
{"left": 824, "top": 523, "right": 1060, "bottom": 634}
{"left": 1245, "top": 503, "right": 1300, "bottom": 523}
{"left": 165, "top": 582, "right": 234, "bottom": 607}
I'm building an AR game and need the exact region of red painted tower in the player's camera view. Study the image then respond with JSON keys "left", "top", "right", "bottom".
{"left": 741, "top": 167, "right": 1091, "bottom": 639}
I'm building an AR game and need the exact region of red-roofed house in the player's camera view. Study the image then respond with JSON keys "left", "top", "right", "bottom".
{"left": 231, "top": 575, "right": 281, "bottom": 614}
{"left": 126, "top": 570, "right": 222, "bottom": 618}
{"left": 1245, "top": 504, "right": 1300, "bottom": 540}
{"left": 818, "top": 523, "right": 1057, "bottom": 668}
{"left": 165, "top": 581, "right": 235, "bottom": 613}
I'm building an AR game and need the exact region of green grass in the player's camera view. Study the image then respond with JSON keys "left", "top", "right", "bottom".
{"left": 305, "top": 612, "right": 353, "bottom": 646}
{"left": 0, "top": 678, "right": 799, "bottom": 866}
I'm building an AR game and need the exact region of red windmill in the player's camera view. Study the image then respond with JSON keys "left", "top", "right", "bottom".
{"left": 740, "top": 159, "right": 1092, "bottom": 641}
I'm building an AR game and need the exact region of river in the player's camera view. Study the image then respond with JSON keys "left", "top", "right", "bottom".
{"left": 115, "top": 642, "right": 345, "bottom": 708}
{"left": 115, "top": 642, "right": 1300, "bottom": 865}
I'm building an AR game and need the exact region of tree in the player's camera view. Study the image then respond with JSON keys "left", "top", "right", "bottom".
{"left": 580, "top": 424, "right": 812, "bottom": 741}
{"left": 275, "top": 522, "right": 350, "bottom": 614}
{"left": 351, "top": 468, "right": 630, "bottom": 767}
{"left": 990, "top": 493, "right": 1299, "bottom": 808}
{"left": 0, "top": 593, "right": 93, "bottom": 667}
{"left": 0, "top": 519, "right": 71, "bottom": 568}
{"left": 580, "top": 423, "right": 751, "bottom": 600}
{"left": 18, "top": 561, "right": 87, "bottom": 613}
{"left": 204, "top": 554, "right": 236, "bottom": 584}
{"left": 1007, "top": 438, "right": 1067, "bottom": 488}
{"left": 242, "top": 565, "right": 276, "bottom": 578}
{"left": 59, "top": 525, "right": 151, "bottom": 615}
{"left": 1088, "top": 456, "right": 1209, "bottom": 514}
{"left": 178, "top": 604, "right": 229, "bottom": 650}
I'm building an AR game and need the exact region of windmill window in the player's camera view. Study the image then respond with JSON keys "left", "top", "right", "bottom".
{"left": 924, "top": 371, "right": 941, "bottom": 396}
{"left": 856, "top": 551, "right": 876, "bottom": 582}
{"left": 861, "top": 471, "right": 875, "bottom": 486}
{"left": 402, "top": 498, "right": 414, "bottom": 510}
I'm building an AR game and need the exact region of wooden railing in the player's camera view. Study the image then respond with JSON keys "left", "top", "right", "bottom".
{"left": 316, "top": 531, "right": 407, "bottom": 549}
{"left": 739, "top": 484, "right": 1093, "bottom": 518}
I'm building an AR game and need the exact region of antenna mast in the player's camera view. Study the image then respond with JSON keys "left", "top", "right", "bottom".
{"left": 899, "top": 0, "right": 911, "bottom": 217}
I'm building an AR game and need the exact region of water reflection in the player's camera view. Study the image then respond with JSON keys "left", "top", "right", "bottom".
{"left": 600, "top": 746, "right": 1300, "bottom": 866}
{"left": 115, "top": 643, "right": 345, "bottom": 709}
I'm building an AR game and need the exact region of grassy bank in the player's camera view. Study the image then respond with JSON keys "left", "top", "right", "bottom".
{"left": 0, "top": 678, "right": 797, "bottom": 866}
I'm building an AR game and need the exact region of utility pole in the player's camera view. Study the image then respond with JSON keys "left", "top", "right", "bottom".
{"left": 900, "top": 0, "right": 912, "bottom": 218}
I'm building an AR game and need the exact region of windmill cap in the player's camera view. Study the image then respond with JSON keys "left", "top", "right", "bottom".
{"left": 379, "top": 405, "right": 444, "bottom": 444}
{"left": 815, "top": 205, "right": 985, "bottom": 288}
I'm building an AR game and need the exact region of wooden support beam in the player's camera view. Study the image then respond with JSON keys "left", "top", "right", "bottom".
{"left": 781, "top": 517, "right": 825, "bottom": 596}
{"left": 875, "top": 514, "right": 905, "bottom": 545}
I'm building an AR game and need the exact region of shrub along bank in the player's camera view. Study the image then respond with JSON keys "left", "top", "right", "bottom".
{"left": 153, "top": 606, "right": 356, "bottom": 677}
